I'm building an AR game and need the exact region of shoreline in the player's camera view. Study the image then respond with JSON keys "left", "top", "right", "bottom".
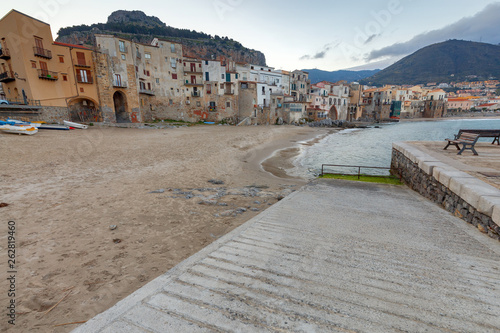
{"left": 261, "top": 129, "right": 338, "bottom": 179}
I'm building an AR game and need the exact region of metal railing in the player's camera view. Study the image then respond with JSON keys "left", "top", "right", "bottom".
{"left": 320, "top": 164, "right": 397, "bottom": 179}
{"left": 33, "top": 46, "right": 52, "bottom": 59}
{"left": 119, "top": 46, "right": 128, "bottom": 53}
{"left": 192, "top": 91, "right": 201, "bottom": 97}
{"left": 0, "top": 47, "right": 10, "bottom": 59}
{"left": 139, "top": 88, "right": 155, "bottom": 95}
{"left": 113, "top": 81, "right": 127, "bottom": 88}
{"left": 0, "top": 70, "right": 15, "bottom": 82}
{"left": 37, "top": 69, "right": 58, "bottom": 80}
{"left": 77, "top": 76, "right": 93, "bottom": 84}
{"left": 75, "top": 60, "right": 91, "bottom": 68}
{"left": 3, "top": 98, "right": 41, "bottom": 106}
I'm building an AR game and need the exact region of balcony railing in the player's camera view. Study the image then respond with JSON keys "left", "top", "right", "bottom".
{"left": 139, "top": 88, "right": 155, "bottom": 95}
{"left": 33, "top": 46, "right": 52, "bottom": 59}
{"left": 75, "top": 60, "right": 91, "bottom": 68}
{"left": 37, "top": 69, "right": 58, "bottom": 80}
{"left": 224, "top": 90, "right": 234, "bottom": 95}
{"left": 0, "top": 47, "right": 10, "bottom": 59}
{"left": 113, "top": 81, "right": 127, "bottom": 88}
{"left": 77, "top": 76, "right": 93, "bottom": 84}
{"left": 184, "top": 68, "right": 201, "bottom": 74}
{"left": 191, "top": 91, "right": 201, "bottom": 97}
{"left": 119, "top": 46, "right": 128, "bottom": 53}
{"left": 0, "top": 70, "right": 15, "bottom": 83}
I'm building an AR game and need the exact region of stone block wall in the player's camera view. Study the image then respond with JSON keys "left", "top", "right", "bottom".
{"left": 391, "top": 146, "right": 500, "bottom": 241}
{"left": 0, "top": 106, "right": 70, "bottom": 124}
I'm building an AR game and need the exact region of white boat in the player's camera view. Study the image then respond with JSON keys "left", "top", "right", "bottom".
{"left": 64, "top": 120, "right": 88, "bottom": 129}
{"left": 0, "top": 125, "right": 38, "bottom": 135}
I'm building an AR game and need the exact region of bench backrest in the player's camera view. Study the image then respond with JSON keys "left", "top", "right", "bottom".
{"left": 459, "top": 132, "right": 480, "bottom": 143}
{"left": 458, "top": 129, "right": 500, "bottom": 137}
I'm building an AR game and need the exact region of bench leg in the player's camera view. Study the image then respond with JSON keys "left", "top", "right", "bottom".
{"left": 493, "top": 137, "right": 499, "bottom": 145}
{"left": 458, "top": 144, "right": 478, "bottom": 156}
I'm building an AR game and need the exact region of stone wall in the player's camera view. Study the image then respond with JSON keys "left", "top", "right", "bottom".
{"left": 391, "top": 147, "right": 500, "bottom": 241}
{"left": 0, "top": 106, "right": 70, "bottom": 123}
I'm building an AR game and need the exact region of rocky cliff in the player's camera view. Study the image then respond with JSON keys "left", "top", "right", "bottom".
{"left": 56, "top": 10, "right": 267, "bottom": 66}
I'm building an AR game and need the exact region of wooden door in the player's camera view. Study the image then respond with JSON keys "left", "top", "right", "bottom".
{"left": 35, "top": 38, "right": 44, "bottom": 52}
{"left": 190, "top": 63, "right": 196, "bottom": 72}
{"left": 191, "top": 75, "right": 196, "bottom": 84}
{"left": 39, "top": 61, "right": 48, "bottom": 76}
{"left": 76, "top": 52, "right": 86, "bottom": 66}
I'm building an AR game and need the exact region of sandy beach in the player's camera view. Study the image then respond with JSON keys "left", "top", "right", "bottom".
{"left": 0, "top": 124, "right": 328, "bottom": 332}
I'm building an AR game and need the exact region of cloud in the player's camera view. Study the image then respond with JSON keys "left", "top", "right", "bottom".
{"left": 300, "top": 43, "right": 337, "bottom": 60}
{"left": 367, "top": 2, "right": 500, "bottom": 61}
{"left": 364, "top": 34, "right": 380, "bottom": 45}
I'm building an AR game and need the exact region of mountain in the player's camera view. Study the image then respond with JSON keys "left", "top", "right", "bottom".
{"left": 303, "top": 69, "right": 381, "bottom": 84}
{"left": 361, "top": 40, "right": 500, "bottom": 86}
{"left": 56, "top": 10, "right": 266, "bottom": 66}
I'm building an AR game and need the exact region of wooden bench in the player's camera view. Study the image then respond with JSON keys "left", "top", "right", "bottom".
{"left": 455, "top": 129, "right": 500, "bottom": 145}
{"left": 444, "top": 132, "right": 480, "bottom": 155}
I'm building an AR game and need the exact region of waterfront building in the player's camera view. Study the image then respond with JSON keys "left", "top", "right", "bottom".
{"left": 0, "top": 10, "right": 99, "bottom": 121}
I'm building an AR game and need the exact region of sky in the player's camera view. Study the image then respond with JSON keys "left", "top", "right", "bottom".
{"left": 2, "top": 0, "right": 500, "bottom": 71}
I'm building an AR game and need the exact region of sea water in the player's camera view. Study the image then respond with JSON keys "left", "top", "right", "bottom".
{"left": 292, "top": 118, "right": 500, "bottom": 178}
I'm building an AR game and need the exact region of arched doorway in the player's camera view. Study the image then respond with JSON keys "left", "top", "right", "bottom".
{"left": 113, "top": 91, "right": 129, "bottom": 123}
{"left": 329, "top": 106, "right": 338, "bottom": 120}
{"left": 68, "top": 98, "right": 101, "bottom": 122}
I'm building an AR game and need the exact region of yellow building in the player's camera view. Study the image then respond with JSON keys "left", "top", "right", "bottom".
{"left": 0, "top": 10, "right": 99, "bottom": 121}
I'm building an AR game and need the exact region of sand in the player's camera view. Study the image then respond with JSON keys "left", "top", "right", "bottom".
{"left": 0, "top": 124, "right": 328, "bottom": 332}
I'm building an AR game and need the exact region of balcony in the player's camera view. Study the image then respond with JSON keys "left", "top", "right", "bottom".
{"left": 0, "top": 47, "right": 10, "bottom": 59}
{"left": 224, "top": 90, "right": 234, "bottom": 95}
{"left": 77, "top": 76, "right": 93, "bottom": 84}
{"left": 191, "top": 91, "right": 201, "bottom": 97}
{"left": 113, "top": 81, "right": 127, "bottom": 88}
{"left": 184, "top": 68, "right": 202, "bottom": 74}
{"left": 0, "top": 70, "right": 15, "bottom": 83}
{"left": 119, "top": 46, "right": 128, "bottom": 53}
{"left": 136, "top": 51, "right": 141, "bottom": 60}
{"left": 139, "top": 88, "right": 155, "bottom": 96}
{"left": 33, "top": 46, "right": 52, "bottom": 59}
{"left": 75, "top": 60, "right": 91, "bottom": 68}
{"left": 38, "top": 69, "right": 58, "bottom": 80}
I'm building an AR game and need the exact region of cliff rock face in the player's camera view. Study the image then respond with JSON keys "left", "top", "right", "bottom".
{"left": 56, "top": 10, "right": 267, "bottom": 66}
{"left": 106, "top": 10, "right": 164, "bottom": 27}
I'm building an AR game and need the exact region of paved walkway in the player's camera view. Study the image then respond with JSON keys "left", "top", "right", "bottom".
{"left": 73, "top": 179, "right": 500, "bottom": 332}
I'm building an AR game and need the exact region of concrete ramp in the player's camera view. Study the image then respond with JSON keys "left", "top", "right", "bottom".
{"left": 74, "top": 180, "right": 500, "bottom": 332}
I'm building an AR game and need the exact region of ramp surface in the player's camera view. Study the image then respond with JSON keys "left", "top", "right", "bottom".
{"left": 74, "top": 180, "right": 500, "bottom": 332}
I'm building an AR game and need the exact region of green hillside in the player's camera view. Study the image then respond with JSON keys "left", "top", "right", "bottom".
{"left": 361, "top": 40, "right": 500, "bottom": 86}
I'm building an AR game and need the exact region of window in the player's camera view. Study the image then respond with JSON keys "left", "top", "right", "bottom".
{"left": 206, "top": 84, "right": 211, "bottom": 94}
{"left": 121, "top": 54, "right": 125, "bottom": 60}
{"left": 31, "top": 61, "right": 36, "bottom": 68}
{"left": 76, "top": 52, "right": 86, "bottom": 66}
{"left": 135, "top": 66, "right": 138, "bottom": 72}
{"left": 145, "top": 53, "right": 151, "bottom": 59}
{"left": 170, "top": 57, "right": 177, "bottom": 68}
{"left": 221, "top": 74, "right": 224, "bottom": 79}
{"left": 169, "top": 99, "right": 173, "bottom": 105}
{"left": 196, "top": 101, "right": 201, "bottom": 107}
{"left": 241, "top": 83, "right": 248, "bottom": 89}
{"left": 63, "top": 75, "right": 67, "bottom": 81}
{"left": 171, "top": 44, "right": 175, "bottom": 53}
{"left": 205, "top": 72, "right": 209, "bottom": 81}
{"left": 59, "top": 56, "right": 64, "bottom": 63}
{"left": 80, "top": 87, "right": 84, "bottom": 92}
{"left": 77, "top": 69, "right": 91, "bottom": 83}
{"left": 172, "top": 73, "right": 177, "bottom": 79}
{"left": 114, "top": 74, "right": 121, "bottom": 86}
{"left": 119, "top": 41, "right": 126, "bottom": 53}
{"left": 147, "top": 82, "right": 151, "bottom": 90}
{"left": 156, "top": 78, "right": 159, "bottom": 84}
{"left": 205, "top": 61, "right": 208, "bottom": 65}
{"left": 226, "top": 102, "right": 231, "bottom": 108}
